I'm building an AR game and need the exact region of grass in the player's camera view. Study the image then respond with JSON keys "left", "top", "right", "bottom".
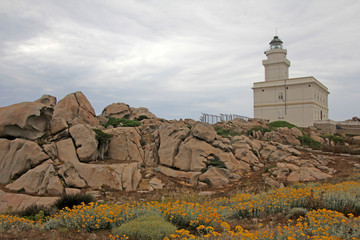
{"left": 298, "top": 135, "right": 322, "bottom": 149}
{"left": 214, "top": 126, "right": 240, "bottom": 138}
{"left": 267, "top": 120, "right": 298, "bottom": 129}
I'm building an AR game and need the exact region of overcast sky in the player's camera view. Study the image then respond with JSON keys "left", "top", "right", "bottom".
{"left": 1, "top": 0, "right": 359, "bottom": 121}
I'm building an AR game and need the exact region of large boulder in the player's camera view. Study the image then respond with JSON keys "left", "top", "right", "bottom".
{"left": 56, "top": 138, "right": 80, "bottom": 163}
{"left": 0, "top": 190, "right": 58, "bottom": 213}
{"left": 158, "top": 122, "right": 190, "bottom": 167}
{"left": 106, "top": 128, "right": 144, "bottom": 162}
{"left": 192, "top": 122, "right": 217, "bottom": 143}
{"left": 287, "top": 167, "right": 332, "bottom": 182}
{"left": 53, "top": 91, "right": 98, "bottom": 126}
{"left": 264, "top": 128, "right": 301, "bottom": 146}
{"left": 0, "top": 101, "right": 53, "bottom": 140}
{"left": 0, "top": 139, "right": 49, "bottom": 184}
{"left": 6, "top": 161, "right": 64, "bottom": 196}
{"left": 199, "top": 167, "right": 230, "bottom": 186}
{"left": 58, "top": 163, "right": 87, "bottom": 188}
{"left": 61, "top": 161, "right": 141, "bottom": 191}
{"left": 34, "top": 94, "right": 57, "bottom": 107}
{"left": 174, "top": 137, "right": 248, "bottom": 172}
{"left": 159, "top": 165, "right": 200, "bottom": 180}
{"left": 69, "top": 124, "right": 98, "bottom": 162}
{"left": 129, "top": 106, "right": 156, "bottom": 120}
{"left": 101, "top": 103, "right": 131, "bottom": 119}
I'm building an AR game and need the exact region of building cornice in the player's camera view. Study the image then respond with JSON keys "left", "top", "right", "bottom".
{"left": 254, "top": 101, "right": 329, "bottom": 110}
{"left": 252, "top": 76, "right": 329, "bottom": 94}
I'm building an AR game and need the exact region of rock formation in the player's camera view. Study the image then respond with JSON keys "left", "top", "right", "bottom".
{"left": 0, "top": 91, "right": 358, "bottom": 212}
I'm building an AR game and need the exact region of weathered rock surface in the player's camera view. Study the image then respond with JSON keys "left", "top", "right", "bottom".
{"left": 101, "top": 103, "right": 131, "bottom": 119}
{"left": 53, "top": 91, "right": 98, "bottom": 126}
{"left": 0, "top": 139, "right": 49, "bottom": 184}
{"left": 149, "top": 177, "right": 164, "bottom": 190}
{"left": 192, "top": 122, "right": 217, "bottom": 143}
{"left": 34, "top": 94, "right": 57, "bottom": 107}
{"left": 199, "top": 167, "right": 230, "bottom": 186}
{"left": 6, "top": 160, "right": 64, "bottom": 196}
{"left": 159, "top": 165, "right": 200, "bottom": 180}
{"left": 58, "top": 163, "right": 87, "bottom": 188}
{"left": 158, "top": 122, "right": 190, "bottom": 167}
{"left": 56, "top": 138, "right": 80, "bottom": 163}
{"left": 0, "top": 190, "right": 58, "bottom": 213}
{"left": 106, "top": 127, "right": 144, "bottom": 162}
{"left": 129, "top": 106, "right": 156, "bottom": 120}
{"left": 264, "top": 127, "right": 301, "bottom": 146}
{"left": 69, "top": 124, "right": 98, "bottom": 162}
{"left": 50, "top": 117, "right": 68, "bottom": 135}
{"left": 59, "top": 161, "right": 141, "bottom": 191}
{"left": 0, "top": 102, "right": 53, "bottom": 140}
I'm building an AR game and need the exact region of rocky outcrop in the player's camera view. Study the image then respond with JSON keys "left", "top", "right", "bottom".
{"left": 0, "top": 139, "right": 49, "bottom": 184}
{"left": 158, "top": 122, "right": 190, "bottom": 167}
{"left": 69, "top": 124, "right": 98, "bottom": 162}
{"left": 0, "top": 101, "right": 53, "bottom": 140}
{"left": 1, "top": 92, "right": 356, "bottom": 213}
{"left": 264, "top": 127, "right": 302, "bottom": 146}
{"left": 53, "top": 91, "right": 98, "bottom": 126}
{"left": 0, "top": 190, "right": 58, "bottom": 213}
{"left": 56, "top": 138, "right": 80, "bottom": 163}
{"left": 101, "top": 103, "right": 131, "bottom": 119}
{"left": 58, "top": 161, "right": 141, "bottom": 191}
{"left": 100, "top": 103, "right": 156, "bottom": 123}
{"left": 34, "top": 95, "right": 57, "bottom": 107}
{"left": 106, "top": 128, "right": 144, "bottom": 162}
{"left": 192, "top": 122, "right": 217, "bottom": 143}
{"left": 6, "top": 160, "right": 64, "bottom": 196}
{"left": 199, "top": 167, "right": 230, "bottom": 186}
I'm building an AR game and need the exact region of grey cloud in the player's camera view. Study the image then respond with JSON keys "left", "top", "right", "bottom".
{"left": 0, "top": 0, "right": 359, "bottom": 121}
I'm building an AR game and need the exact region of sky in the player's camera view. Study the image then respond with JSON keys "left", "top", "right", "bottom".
{"left": 0, "top": 0, "right": 359, "bottom": 121}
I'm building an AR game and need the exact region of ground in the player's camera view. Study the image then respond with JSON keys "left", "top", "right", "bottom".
{"left": 0, "top": 148, "right": 359, "bottom": 240}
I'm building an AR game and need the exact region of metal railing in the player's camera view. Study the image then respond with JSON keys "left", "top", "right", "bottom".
{"left": 200, "top": 113, "right": 249, "bottom": 124}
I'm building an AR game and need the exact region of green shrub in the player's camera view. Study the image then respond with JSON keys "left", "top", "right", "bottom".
{"left": 298, "top": 135, "right": 321, "bottom": 149}
{"left": 16, "top": 204, "right": 53, "bottom": 221}
{"left": 53, "top": 193, "right": 95, "bottom": 210}
{"left": 104, "top": 117, "right": 141, "bottom": 128}
{"left": 286, "top": 207, "right": 309, "bottom": 220}
{"left": 134, "top": 115, "right": 150, "bottom": 121}
{"left": 93, "top": 129, "right": 113, "bottom": 145}
{"left": 322, "top": 134, "right": 344, "bottom": 145}
{"left": 214, "top": 126, "right": 240, "bottom": 138}
{"left": 246, "top": 126, "right": 271, "bottom": 136}
{"left": 112, "top": 215, "right": 177, "bottom": 240}
{"left": 268, "top": 121, "right": 298, "bottom": 129}
{"left": 201, "top": 154, "right": 227, "bottom": 173}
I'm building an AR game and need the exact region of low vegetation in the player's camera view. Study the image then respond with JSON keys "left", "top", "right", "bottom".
{"left": 93, "top": 129, "right": 113, "bottom": 145}
{"left": 1, "top": 180, "right": 359, "bottom": 239}
{"left": 214, "top": 126, "right": 240, "bottom": 138}
{"left": 112, "top": 215, "right": 177, "bottom": 240}
{"left": 53, "top": 193, "right": 95, "bottom": 211}
{"left": 201, "top": 155, "right": 227, "bottom": 173}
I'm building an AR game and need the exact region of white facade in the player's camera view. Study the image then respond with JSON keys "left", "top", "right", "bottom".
{"left": 253, "top": 36, "right": 329, "bottom": 127}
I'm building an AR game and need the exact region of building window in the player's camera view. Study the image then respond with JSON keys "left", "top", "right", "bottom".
{"left": 278, "top": 92, "right": 284, "bottom": 100}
